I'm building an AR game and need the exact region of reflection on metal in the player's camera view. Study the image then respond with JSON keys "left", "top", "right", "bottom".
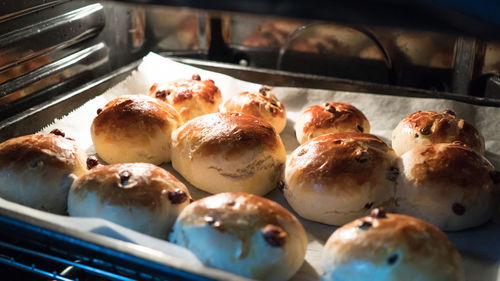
{"left": 276, "top": 22, "right": 391, "bottom": 70}
{"left": 129, "top": 7, "right": 146, "bottom": 50}
{"left": 0, "top": 43, "right": 109, "bottom": 105}
{"left": 0, "top": 3, "right": 104, "bottom": 71}
{"left": 485, "top": 76, "right": 500, "bottom": 99}
{"left": 0, "top": 0, "right": 67, "bottom": 22}
{"left": 452, "top": 37, "right": 477, "bottom": 95}
{"left": 198, "top": 12, "right": 208, "bottom": 51}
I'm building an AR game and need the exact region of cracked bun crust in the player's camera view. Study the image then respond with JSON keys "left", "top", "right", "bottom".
{"left": 68, "top": 163, "right": 191, "bottom": 238}
{"left": 294, "top": 102, "right": 370, "bottom": 144}
{"left": 391, "top": 110, "right": 485, "bottom": 155}
{"left": 170, "top": 192, "right": 307, "bottom": 281}
{"left": 395, "top": 143, "right": 499, "bottom": 231}
{"left": 91, "top": 95, "right": 182, "bottom": 165}
{"left": 284, "top": 132, "right": 398, "bottom": 225}
{"left": 149, "top": 74, "right": 222, "bottom": 122}
{"left": 171, "top": 112, "right": 286, "bottom": 196}
{"left": 0, "top": 132, "right": 88, "bottom": 214}
{"left": 222, "top": 86, "right": 286, "bottom": 133}
{"left": 322, "top": 209, "right": 465, "bottom": 281}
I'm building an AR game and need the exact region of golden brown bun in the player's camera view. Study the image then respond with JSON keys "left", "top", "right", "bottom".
{"left": 170, "top": 192, "right": 307, "bottom": 281}
{"left": 171, "top": 112, "right": 286, "bottom": 196}
{"left": 149, "top": 74, "right": 222, "bottom": 122}
{"left": 395, "top": 143, "right": 499, "bottom": 231}
{"left": 391, "top": 110, "right": 485, "bottom": 155}
{"left": 0, "top": 132, "right": 88, "bottom": 214}
{"left": 68, "top": 163, "right": 191, "bottom": 238}
{"left": 284, "top": 132, "right": 397, "bottom": 225}
{"left": 322, "top": 209, "right": 465, "bottom": 281}
{"left": 90, "top": 95, "right": 181, "bottom": 165}
{"left": 294, "top": 102, "right": 370, "bottom": 144}
{"left": 222, "top": 86, "right": 286, "bottom": 133}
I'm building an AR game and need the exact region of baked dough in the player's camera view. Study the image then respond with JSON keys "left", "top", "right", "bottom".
{"left": 170, "top": 192, "right": 307, "bottom": 281}
{"left": 0, "top": 131, "right": 87, "bottom": 214}
{"left": 149, "top": 74, "right": 222, "bottom": 122}
{"left": 284, "top": 132, "right": 397, "bottom": 225}
{"left": 222, "top": 86, "right": 286, "bottom": 133}
{"left": 391, "top": 110, "right": 485, "bottom": 155}
{"left": 295, "top": 102, "right": 370, "bottom": 144}
{"left": 91, "top": 95, "right": 181, "bottom": 165}
{"left": 171, "top": 112, "right": 286, "bottom": 196}
{"left": 68, "top": 162, "right": 191, "bottom": 238}
{"left": 322, "top": 208, "right": 465, "bottom": 281}
{"left": 395, "top": 143, "right": 499, "bottom": 231}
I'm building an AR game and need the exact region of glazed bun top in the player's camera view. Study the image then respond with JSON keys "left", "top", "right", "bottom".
{"left": 0, "top": 131, "right": 87, "bottom": 176}
{"left": 392, "top": 110, "right": 485, "bottom": 155}
{"left": 71, "top": 163, "right": 191, "bottom": 208}
{"left": 402, "top": 143, "right": 496, "bottom": 189}
{"left": 92, "top": 95, "right": 181, "bottom": 138}
{"left": 287, "top": 132, "right": 396, "bottom": 190}
{"left": 222, "top": 86, "right": 286, "bottom": 133}
{"left": 174, "top": 112, "right": 282, "bottom": 158}
{"left": 324, "top": 209, "right": 464, "bottom": 281}
{"left": 178, "top": 192, "right": 301, "bottom": 242}
{"left": 295, "top": 102, "right": 370, "bottom": 144}
{"left": 149, "top": 74, "right": 222, "bottom": 122}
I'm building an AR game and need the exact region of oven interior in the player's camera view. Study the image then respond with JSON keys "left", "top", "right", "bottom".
{"left": 0, "top": 0, "right": 499, "bottom": 280}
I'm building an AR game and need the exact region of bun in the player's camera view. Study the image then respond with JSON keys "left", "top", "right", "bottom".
{"left": 90, "top": 95, "right": 181, "bottom": 165}
{"left": 284, "top": 132, "right": 397, "bottom": 225}
{"left": 322, "top": 209, "right": 465, "bottom": 281}
{"left": 391, "top": 110, "right": 485, "bottom": 155}
{"left": 171, "top": 112, "right": 286, "bottom": 196}
{"left": 149, "top": 74, "right": 222, "bottom": 122}
{"left": 170, "top": 192, "right": 307, "bottom": 281}
{"left": 68, "top": 163, "right": 191, "bottom": 238}
{"left": 222, "top": 86, "right": 286, "bottom": 133}
{"left": 294, "top": 102, "right": 370, "bottom": 144}
{"left": 0, "top": 132, "right": 87, "bottom": 214}
{"left": 395, "top": 143, "right": 499, "bottom": 231}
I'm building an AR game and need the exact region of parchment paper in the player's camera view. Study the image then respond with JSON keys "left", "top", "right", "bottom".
{"left": 33, "top": 52, "right": 500, "bottom": 280}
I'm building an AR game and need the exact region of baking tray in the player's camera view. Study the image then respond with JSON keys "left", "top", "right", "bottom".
{"left": 0, "top": 54, "right": 499, "bottom": 281}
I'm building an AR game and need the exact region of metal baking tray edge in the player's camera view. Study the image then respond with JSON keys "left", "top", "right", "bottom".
{"left": 0, "top": 201, "right": 249, "bottom": 281}
{"left": 1, "top": 56, "right": 499, "bottom": 280}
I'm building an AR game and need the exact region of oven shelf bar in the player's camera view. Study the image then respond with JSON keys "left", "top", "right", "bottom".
{"left": 0, "top": 254, "right": 74, "bottom": 281}
{"left": 0, "top": 240, "right": 137, "bottom": 281}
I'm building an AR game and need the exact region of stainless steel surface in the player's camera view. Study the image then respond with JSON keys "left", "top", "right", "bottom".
{"left": 106, "top": 0, "right": 500, "bottom": 41}
{"left": 0, "top": 0, "right": 148, "bottom": 119}
{"left": 453, "top": 37, "right": 479, "bottom": 95}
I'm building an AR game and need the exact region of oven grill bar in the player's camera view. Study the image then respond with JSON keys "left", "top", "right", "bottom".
{"left": 0, "top": 240, "right": 138, "bottom": 281}
{"left": 0, "top": 254, "right": 73, "bottom": 281}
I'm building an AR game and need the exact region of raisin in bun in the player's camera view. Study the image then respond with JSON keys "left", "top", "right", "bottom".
{"left": 90, "top": 95, "right": 181, "bottom": 165}
{"left": 222, "top": 86, "right": 286, "bottom": 133}
{"left": 68, "top": 163, "right": 191, "bottom": 238}
{"left": 391, "top": 110, "right": 485, "bottom": 156}
{"left": 0, "top": 131, "right": 88, "bottom": 214}
{"left": 322, "top": 208, "right": 465, "bottom": 281}
{"left": 149, "top": 74, "right": 222, "bottom": 122}
{"left": 171, "top": 112, "right": 286, "bottom": 196}
{"left": 284, "top": 132, "right": 398, "bottom": 226}
{"left": 395, "top": 143, "right": 499, "bottom": 231}
{"left": 294, "top": 102, "right": 370, "bottom": 144}
{"left": 170, "top": 192, "right": 307, "bottom": 281}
